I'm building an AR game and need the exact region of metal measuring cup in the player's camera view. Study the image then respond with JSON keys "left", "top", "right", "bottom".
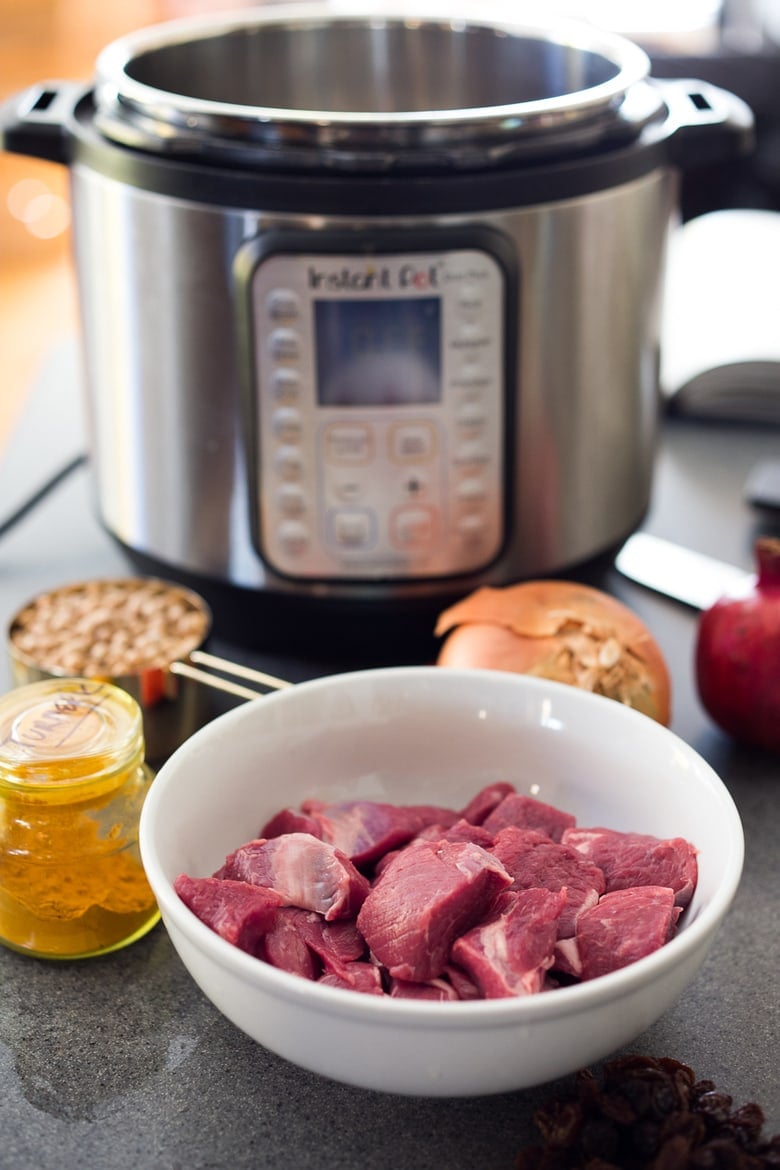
{"left": 6, "top": 576, "right": 291, "bottom": 763}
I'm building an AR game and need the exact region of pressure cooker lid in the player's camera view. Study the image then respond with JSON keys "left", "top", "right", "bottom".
{"left": 93, "top": 3, "right": 665, "bottom": 172}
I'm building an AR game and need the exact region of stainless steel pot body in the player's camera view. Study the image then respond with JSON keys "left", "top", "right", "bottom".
{"left": 71, "top": 163, "right": 673, "bottom": 597}
{"left": 0, "top": 7, "right": 753, "bottom": 635}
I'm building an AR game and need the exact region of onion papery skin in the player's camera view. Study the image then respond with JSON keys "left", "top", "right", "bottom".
{"left": 695, "top": 537, "right": 780, "bottom": 753}
{"left": 435, "top": 580, "right": 672, "bottom": 726}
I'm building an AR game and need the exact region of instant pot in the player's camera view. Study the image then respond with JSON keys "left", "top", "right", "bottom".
{"left": 0, "top": 6, "right": 753, "bottom": 649}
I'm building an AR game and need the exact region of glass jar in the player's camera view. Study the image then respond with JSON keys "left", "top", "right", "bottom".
{"left": 0, "top": 678, "right": 160, "bottom": 959}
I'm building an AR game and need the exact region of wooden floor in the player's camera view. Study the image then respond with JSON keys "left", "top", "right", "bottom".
{"left": 0, "top": 0, "right": 246, "bottom": 452}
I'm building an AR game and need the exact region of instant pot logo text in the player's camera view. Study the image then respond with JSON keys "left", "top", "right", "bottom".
{"left": 307, "top": 262, "right": 440, "bottom": 292}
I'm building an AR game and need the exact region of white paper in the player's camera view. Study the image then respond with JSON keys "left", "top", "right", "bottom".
{"left": 661, "top": 208, "right": 780, "bottom": 424}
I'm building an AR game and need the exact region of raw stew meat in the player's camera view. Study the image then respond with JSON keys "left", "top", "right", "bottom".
{"left": 174, "top": 783, "right": 698, "bottom": 1000}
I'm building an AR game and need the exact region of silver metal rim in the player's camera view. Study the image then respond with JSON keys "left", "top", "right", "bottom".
{"left": 92, "top": 3, "right": 655, "bottom": 169}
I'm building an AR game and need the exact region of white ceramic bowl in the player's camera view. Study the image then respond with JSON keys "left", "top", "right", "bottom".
{"left": 139, "top": 667, "right": 743, "bottom": 1098}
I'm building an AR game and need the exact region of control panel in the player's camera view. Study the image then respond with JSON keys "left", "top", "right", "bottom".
{"left": 242, "top": 233, "right": 512, "bottom": 581}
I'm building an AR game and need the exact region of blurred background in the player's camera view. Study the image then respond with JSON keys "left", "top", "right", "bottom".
{"left": 1, "top": 0, "right": 779, "bottom": 451}
{"left": 0, "top": 0, "right": 243, "bottom": 450}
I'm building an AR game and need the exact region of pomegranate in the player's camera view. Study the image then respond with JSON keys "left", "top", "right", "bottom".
{"left": 695, "top": 537, "right": 780, "bottom": 753}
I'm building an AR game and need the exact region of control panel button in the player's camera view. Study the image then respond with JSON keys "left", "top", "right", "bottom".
{"left": 273, "top": 407, "right": 303, "bottom": 443}
{"left": 389, "top": 422, "right": 437, "bottom": 463}
{"left": 272, "top": 368, "right": 302, "bottom": 402}
{"left": 457, "top": 284, "right": 484, "bottom": 317}
{"left": 391, "top": 505, "right": 437, "bottom": 550}
{"left": 328, "top": 509, "right": 375, "bottom": 549}
{"left": 268, "top": 328, "right": 301, "bottom": 362}
{"left": 266, "top": 288, "right": 301, "bottom": 321}
{"left": 456, "top": 475, "right": 487, "bottom": 502}
{"left": 457, "top": 513, "right": 487, "bottom": 540}
{"left": 457, "top": 402, "right": 487, "bottom": 429}
{"left": 275, "top": 445, "right": 304, "bottom": 480}
{"left": 454, "top": 439, "right": 490, "bottom": 466}
{"left": 278, "top": 520, "right": 310, "bottom": 555}
{"left": 276, "top": 483, "right": 307, "bottom": 515}
{"left": 452, "top": 322, "right": 490, "bottom": 349}
{"left": 324, "top": 424, "right": 374, "bottom": 465}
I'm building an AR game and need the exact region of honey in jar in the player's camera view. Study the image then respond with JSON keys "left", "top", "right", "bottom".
{"left": 0, "top": 678, "right": 160, "bottom": 958}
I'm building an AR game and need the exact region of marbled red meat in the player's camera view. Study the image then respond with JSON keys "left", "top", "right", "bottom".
{"left": 451, "top": 888, "right": 566, "bottom": 998}
{"left": 443, "top": 963, "right": 482, "bottom": 1000}
{"left": 311, "top": 917, "right": 366, "bottom": 970}
{"left": 373, "top": 818, "right": 494, "bottom": 879}
{"left": 357, "top": 838, "right": 512, "bottom": 982}
{"left": 259, "top": 907, "right": 366, "bottom": 981}
{"left": 459, "top": 781, "right": 516, "bottom": 825}
{"left": 288, "top": 799, "right": 460, "bottom": 867}
{"left": 319, "top": 961, "right": 384, "bottom": 994}
{"left": 568, "top": 886, "right": 682, "bottom": 980}
{"left": 389, "top": 976, "right": 461, "bottom": 1001}
{"left": 176, "top": 782, "right": 698, "bottom": 1000}
{"left": 259, "top": 807, "right": 324, "bottom": 840}
{"left": 217, "top": 832, "right": 370, "bottom": 921}
{"left": 490, "top": 826, "right": 606, "bottom": 938}
{"left": 173, "top": 875, "right": 282, "bottom": 954}
{"left": 482, "top": 793, "right": 577, "bottom": 841}
{"left": 415, "top": 818, "right": 495, "bottom": 849}
{"left": 561, "top": 827, "right": 698, "bottom": 908}
{"left": 261, "top": 907, "right": 320, "bottom": 980}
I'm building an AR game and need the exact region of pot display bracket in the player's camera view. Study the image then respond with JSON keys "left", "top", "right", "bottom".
{"left": 236, "top": 226, "right": 518, "bottom": 583}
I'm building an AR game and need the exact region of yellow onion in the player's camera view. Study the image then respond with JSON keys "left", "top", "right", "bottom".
{"left": 435, "top": 580, "right": 671, "bottom": 725}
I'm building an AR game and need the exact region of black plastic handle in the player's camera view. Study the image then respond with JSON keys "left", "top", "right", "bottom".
{"left": 659, "top": 78, "right": 755, "bottom": 169}
{"left": 1, "top": 75, "right": 756, "bottom": 182}
{"left": 0, "top": 81, "right": 87, "bottom": 165}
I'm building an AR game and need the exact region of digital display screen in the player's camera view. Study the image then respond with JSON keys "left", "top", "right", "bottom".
{"left": 315, "top": 298, "right": 441, "bottom": 407}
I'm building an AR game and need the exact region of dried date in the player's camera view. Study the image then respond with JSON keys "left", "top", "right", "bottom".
{"left": 516, "top": 1057, "right": 779, "bottom": 1170}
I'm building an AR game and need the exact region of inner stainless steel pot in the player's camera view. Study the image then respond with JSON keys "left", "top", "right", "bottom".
{"left": 93, "top": 4, "right": 662, "bottom": 170}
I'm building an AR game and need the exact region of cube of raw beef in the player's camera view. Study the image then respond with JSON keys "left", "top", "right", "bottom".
{"left": 482, "top": 793, "right": 576, "bottom": 841}
{"left": 357, "top": 838, "right": 512, "bottom": 982}
{"left": 217, "top": 832, "right": 370, "bottom": 920}
{"left": 451, "top": 888, "right": 566, "bottom": 998}
{"left": 459, "top": 782, "right": 517, "bottom": 825}
{"left": 173, "top": 875, "right": 283, "bottom": 955}
{"left": 265, "top": 903, "right": 367, "bottom": 968}
{"left": 294, "top": 799, "right": 460, "bottom": 867}
{"left": 490, "top": 825, "right": 606, "bottom": 938}
{"left": 444, "top": 963, "right": 482, "bottom": 1001}
{"left": 372, "top": 818, "right": 494, "bottom": 879}
{"left": 415, "top": 818, "right": 495, "bottom": 849}
{"left": 261, "top": 907, "right": 320, "bottom": 980}
{"left": 389, "top": 976, "right": 461, "bottom": 1001}
{"left": 261, "top": 907, "right": 366, "bottom": 981}
{"left": 319, "top": 961, "right": 385, "bottom": 995}
{"left": 309, "top": 917, "right": 366, "bottom": 971}
{"left": 259, "top": 807, "right": 324, "bottom": 840}
{"left": 552, "top": 936, "right": 582, "bottom": 979}
{"left": 561, "top": 827, "right": 698, "bottom": 908}
{"left": 571, "top": 886, "right": 682, "bottom": 980}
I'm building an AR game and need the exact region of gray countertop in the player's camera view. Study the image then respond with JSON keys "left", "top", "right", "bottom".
{"left": 0, "top": 353, "right": 777, "bottom": 1168}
